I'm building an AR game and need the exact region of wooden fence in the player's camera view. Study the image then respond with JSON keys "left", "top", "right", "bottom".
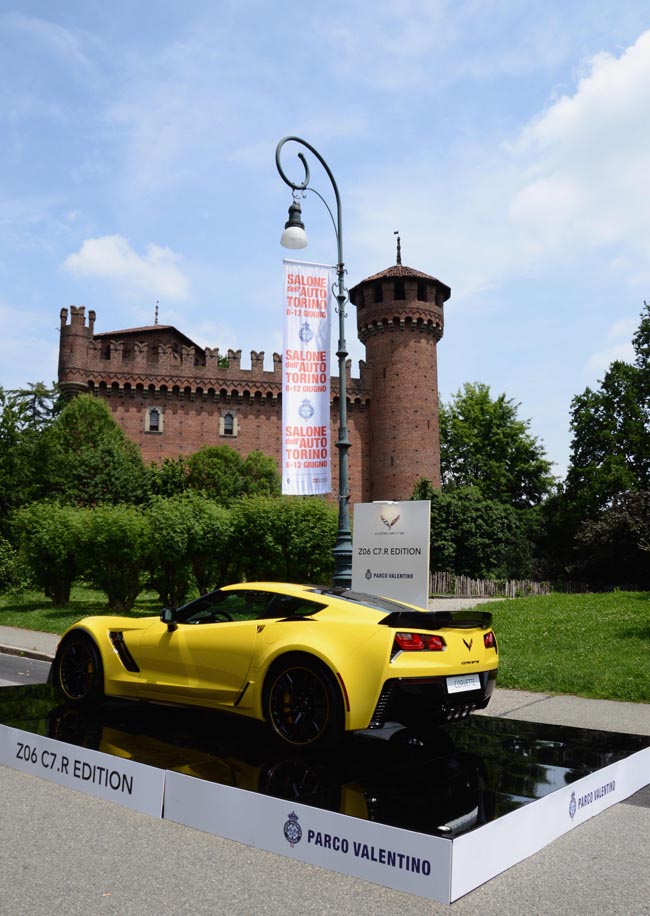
{"left": 429, "top": 571, "right": 550, "bottom": 599}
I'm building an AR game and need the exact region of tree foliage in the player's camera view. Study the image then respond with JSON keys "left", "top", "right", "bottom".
{"left": 143, "top": 495, "right": 196, "bottom": 607}
{"left": 231, "top": 496, "right": 337, "bottom": 583}
{"left": 184, "top": 493, "right": 234, "bottom": 594}
{"left": 41, "top": 395, "right": 148, "bottom": 506}
{"left": 413, "top": 480, "right": 536, "bottom": 579}
{"left": 186, "top": 445, "right": 280, "bottom": 505}
{"left": 545, "top": 302, "right": 650, "bottom": 585}
{"left": 12, "top": 503, "right": 86, "bottom": 606}
{"left": 440, "top": 382, "right": 553, "bottom": 508}
{"left": 147, "top": 456, "right": 189, "bottom": 497}
{"left": 573, "top": 490, "right": 650, "bottom": 588}
{"left": 0, "top": 385, "right": 57, "bottom": 533}
{"left": 83, "top": 505, "right": 148, "bottom": 610}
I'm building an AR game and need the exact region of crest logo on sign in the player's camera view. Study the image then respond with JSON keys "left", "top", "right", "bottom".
{"left": 298, "top": 399, "right": 314, "bottom": 420}
{"left": 283, "top": 811, "right": 303, "bottom": 847}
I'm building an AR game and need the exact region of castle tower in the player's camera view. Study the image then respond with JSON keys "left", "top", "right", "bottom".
{"left": 58, "top": 306, "right": 97, "bottom": 399}
{"left": 349, "top": 245, "right": 450, "bottom": 500}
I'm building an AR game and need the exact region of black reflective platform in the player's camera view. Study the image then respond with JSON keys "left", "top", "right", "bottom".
{"left": 2, "top": 684, "right": 648, "bottom": 838}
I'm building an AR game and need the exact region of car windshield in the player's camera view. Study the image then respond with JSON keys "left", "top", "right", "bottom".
{"left": 311, "top": 588, "right": 424, "bottom": 616}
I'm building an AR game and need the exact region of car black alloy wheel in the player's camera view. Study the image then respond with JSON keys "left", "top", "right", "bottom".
{"left": 267, "top": 660, "right": 342, "bottom": 749}
{"left": 57, "top": 634, "right": 104, "bottom": 705}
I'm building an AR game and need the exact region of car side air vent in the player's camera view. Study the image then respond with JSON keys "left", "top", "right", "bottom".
{"left": 108, "top": 631, "right": 140, "bottom": 672}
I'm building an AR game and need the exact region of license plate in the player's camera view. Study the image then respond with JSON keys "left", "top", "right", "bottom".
{"left": 446, "top": 673, "right": 481, "bottom": 694}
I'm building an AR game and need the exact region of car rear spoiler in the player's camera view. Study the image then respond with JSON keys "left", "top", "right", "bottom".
{"left": 379, "top": 609, "right": 493, "bottom": 630}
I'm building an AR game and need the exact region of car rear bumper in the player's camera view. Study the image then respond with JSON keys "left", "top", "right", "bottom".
{"left": 368, "top": 668, "right": 497, "bottom": 729}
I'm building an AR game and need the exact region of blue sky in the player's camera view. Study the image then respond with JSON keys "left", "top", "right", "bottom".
{"left": 2, "top": 1, "right": 650, "bottom": 479}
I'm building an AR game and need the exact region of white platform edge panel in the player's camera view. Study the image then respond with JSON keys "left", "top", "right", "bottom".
{"left": 2, "top": 720, "right": 649, "bottom": 905}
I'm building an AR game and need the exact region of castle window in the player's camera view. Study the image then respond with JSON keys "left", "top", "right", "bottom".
{"left": 220, "top": 410, "right": 238, "bottom": 438}
{"left": 373, "top": 284, "right": 383, "bottom": 303}
{"left": 417, "top": 282, "right": 428, "bottom": 302}
{"left": 394, "top": 280, "right": 405, "bottom": 300}
{"left": 103, "top": 345, "right": 111, "bottom": 360}
{"left": 145, "top": 407, "right": 163, "bottom": 434}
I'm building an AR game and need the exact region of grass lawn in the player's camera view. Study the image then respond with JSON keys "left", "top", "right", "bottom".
{"left": 0, "top": 587, "right": 162, "bottom": 635}
{"left": 1, "top": 587, "right": 649, "bottom": 704}
{"left": 490, "top": 591, "right": 650, "bottom": 704}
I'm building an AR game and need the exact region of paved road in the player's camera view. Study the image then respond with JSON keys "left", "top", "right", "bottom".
{"left": 0, "top": 653, "right": 50, "bottom": 687}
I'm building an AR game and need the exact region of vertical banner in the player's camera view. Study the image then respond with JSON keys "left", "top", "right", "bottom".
{"left": 282, "top": 259, "right": 334, "bottom": 495}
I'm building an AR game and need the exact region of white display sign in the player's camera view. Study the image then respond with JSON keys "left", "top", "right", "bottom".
{"left": 282, "top": 259, "right": 333, "bottom": 496}
{"left": 352, "top": 500, "right": 431, "bottom": 608}
{"left": 0, "top": 723, "right": 165, "bottom": 817}
{"left": 164, "top": 769, "right": 453, "bottom": 904}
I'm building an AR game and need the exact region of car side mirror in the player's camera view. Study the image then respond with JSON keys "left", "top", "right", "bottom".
{"left": 161, "top": 607, "right": 178, "bottom": 632}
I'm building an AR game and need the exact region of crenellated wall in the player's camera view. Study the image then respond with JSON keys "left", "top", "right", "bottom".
{"left": 58, "top": 260, "right": 447, "bottom": 506}
{"left": 58, "top": 306, "right": 372, "bottom": 504}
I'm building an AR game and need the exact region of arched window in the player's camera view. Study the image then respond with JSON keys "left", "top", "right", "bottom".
{"left": 145, "top": 407, "right": 163, "bottom": 434}
{"left": 220, "top": 409, "right": 238, "bottom": 438}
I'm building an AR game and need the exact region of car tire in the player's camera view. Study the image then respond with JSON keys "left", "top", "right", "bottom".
{"left": 54, "top": 632, "right": 104, "bottom": 706}
{"left": 265, "top": 657, "right": 343, "bottom": 750}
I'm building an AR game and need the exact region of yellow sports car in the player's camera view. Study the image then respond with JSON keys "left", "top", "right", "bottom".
{"left": 51, "top": 583, "right": 498, "bottom": 749}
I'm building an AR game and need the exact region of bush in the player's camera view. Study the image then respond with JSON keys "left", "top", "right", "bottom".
{"left": 143, "top": 496, "right": 196, "bottom": 607}
{"left": 83, "top": 505, "right": 148, "bottom": 610}
{"left": 184, "top": 494, "right": 234, "bottom": 594}
{"left": 231, "top": 496, "right": 337, "bottom": 583}
{"left": 0, "top": 535, "right": 32, "bottom": 594}
{"left": 12, "top": 503, "right": 87, "bottom": 606}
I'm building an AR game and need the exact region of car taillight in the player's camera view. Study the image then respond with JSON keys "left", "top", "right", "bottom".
{"left": 484, "top": 631, "right": 497, "bottom": 650}
{"left": 393, "top": 632, "right": 446, "bottom": 653}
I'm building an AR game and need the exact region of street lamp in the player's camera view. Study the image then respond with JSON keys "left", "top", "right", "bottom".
{"left": 275, "top": 136, "right": 352, "bottom": 589}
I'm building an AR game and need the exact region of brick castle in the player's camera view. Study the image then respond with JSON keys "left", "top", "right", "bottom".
{"left": 58, "top": 255, "right": 450, "bottom": 505}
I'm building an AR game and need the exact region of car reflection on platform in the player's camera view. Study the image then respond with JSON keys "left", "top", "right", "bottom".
{"left": 43, "top": 699, "right": 495, "bottom": 838}
{"left": 4, "top": 684, "right": 648, "bottom": 840}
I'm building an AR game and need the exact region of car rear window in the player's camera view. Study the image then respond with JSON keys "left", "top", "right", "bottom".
{"left": 311, "top": 588, "right": 419, "bottom": 616}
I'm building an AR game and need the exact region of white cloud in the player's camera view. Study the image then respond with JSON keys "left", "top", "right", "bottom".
{"left": 348, "top": 28, "right": 650, "bottom": 310}
{"left": 585, "top": 342, "right": 635, "bottom": 372}
{"left": 62, "top": 235, "right": 190, "bottom": 301}
{"left": 508, "top": 31, "right": 650, "bottom": 260}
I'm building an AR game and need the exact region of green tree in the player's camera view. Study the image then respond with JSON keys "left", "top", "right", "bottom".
{"left": 7, "top": 382, "right": 61, "bottom": 431}
{"left": 186, "top": 445, "right": 280, "bottom": 505}
{"left": 573, "top": 490, "right": 650, "bottom": 588}
{"left": 440, "top": 382, "right": 553, "bottom": 508}
{"left": 13, "top": 503, "right": 86, "bottom": 605}
{"left": 565, "top": 361, "right": 648, "bottom": 509}
{"left": 0, "top": 385, "right": 58, "bottom": 532}
{"left": 545, "top": 302, "right": 650, "bottom": 584}
{"left": 41, "top": 395, "right": 148, "bottom": 506}
{"left": 147, "top": 456, "right": 189, "bottom": 497}
{"left": 83, "top": 505, "right": 148, "bottom": 610}
{"left": 413, "top": 480, "right": 535, "bottom": 579}
{"left": 241, "top": 450, "right": 281, "bottom": 498}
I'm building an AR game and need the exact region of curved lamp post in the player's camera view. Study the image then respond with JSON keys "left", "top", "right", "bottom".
{"left": 275, "top": 136, "right": 352, "bottom": 589}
